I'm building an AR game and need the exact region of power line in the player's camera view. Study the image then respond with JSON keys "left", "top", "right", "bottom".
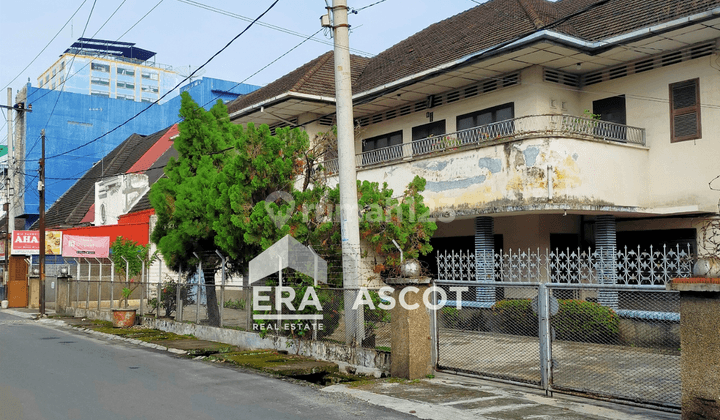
{"left": 175, "top": 0, "right": 373, "bottom": 57}
{"left": 45, "top": 0, "right": 281, "bottom": 161}
{"left": 0, "top": 0, "right": 89, "bottom": 91}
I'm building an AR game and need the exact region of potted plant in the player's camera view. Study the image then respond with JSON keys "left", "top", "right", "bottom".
{"left": 112, "top": 286, "right": 136, "bottom": 328}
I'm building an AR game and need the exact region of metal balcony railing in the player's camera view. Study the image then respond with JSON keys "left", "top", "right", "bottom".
{"left": 323, "top": 114, "right": 645, "bottom": 173}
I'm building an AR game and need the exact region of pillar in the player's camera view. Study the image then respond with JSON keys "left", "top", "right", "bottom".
{"left": 596, "top": 215, "right": 618, "bottom": 309}
{"left": 390, "top": 284, "right": 433, "bottom": 379}
{"left": 475, "top": 216, "right": 495, "bottom": 304}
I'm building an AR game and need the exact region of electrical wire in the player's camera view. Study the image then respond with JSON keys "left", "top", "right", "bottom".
{"left": 175, "top": 0, "right": 373, "bottom": 57}
{"left": 45, "top": 0, "right": 281, "bottom": 161}
{"left": 0, "top": 0, "right": 89, "bottom": 91}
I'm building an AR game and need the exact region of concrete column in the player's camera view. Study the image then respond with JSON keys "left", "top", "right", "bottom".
{"left": 475, "top": 216, "right": 495, "bottom": 304}
{"left": 390, "top": 285, "right": 433, "bottom": 379}
{"left": 669, "top": 282, "right": 720, "bottom": 419}
{"left": 596, "top": 215, "right": 618, "bottom": 309}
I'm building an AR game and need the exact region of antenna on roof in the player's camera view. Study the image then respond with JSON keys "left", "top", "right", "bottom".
{"left": 175, "top": 65, "right": 206, "bottom": 83}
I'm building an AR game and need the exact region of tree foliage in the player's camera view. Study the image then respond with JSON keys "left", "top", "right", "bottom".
{"left": 150, "top": 93, "right": 437, "bottom": 323}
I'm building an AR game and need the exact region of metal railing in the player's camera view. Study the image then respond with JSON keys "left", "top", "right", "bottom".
{"left": 323, "top": 114, "right": 645, "bottom": 173}
{"left": 436, "top": 244, "right": 694, "bottom": 285}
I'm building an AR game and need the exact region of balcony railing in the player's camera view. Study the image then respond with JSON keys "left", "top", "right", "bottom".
{"left": 323, "top": 114, "right": 645, "bottom": 173}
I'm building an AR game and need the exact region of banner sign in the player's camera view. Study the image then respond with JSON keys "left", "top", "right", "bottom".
{"left": 12, "top": 231, "right": 63, "bottom": 255}
{"left": 0, "top": 240, "right": 5, "bottom": 258}
{"left": 62, "top": 235, "right": 110, "bottom": 258}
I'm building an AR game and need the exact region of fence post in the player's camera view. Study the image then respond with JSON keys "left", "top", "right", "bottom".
{"left": 175, "top": 265, "right": 183, "bottom": 322}
{"left": 84, "top": 258, "right": 90, "bottom": 311}
{"left": 538, "top": 283, "right": 553, "bottom": 395}
{"left": 75, "top": 258, "right": 80, "bottom": 309}
{"left": 193, "top": 253, "right": 201, "bottom": 324}
{"left": 215, "top": 250, "right": 226, "bottom": 328}
{"left": 157, "top": 260, "right": 162, "bottom": 319}
{"left": 110, "top": 261, "right": 114, "bottom": 309}
{"left": 138, "top": 255, "right": 145, "bottom": 316}
{"left": 96, "top": 258, "right": 102, "bottom": 311}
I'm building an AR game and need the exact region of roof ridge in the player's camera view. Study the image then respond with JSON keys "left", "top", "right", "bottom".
{"left": 290, "top": 51, "right": 334, "bottom": 93}
{"left": 516, "top": 0, "right": 546, "bottom": 29}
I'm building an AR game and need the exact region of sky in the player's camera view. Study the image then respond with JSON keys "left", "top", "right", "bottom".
{"left": 0, "top": 0, "right": 484, "bottom": 101}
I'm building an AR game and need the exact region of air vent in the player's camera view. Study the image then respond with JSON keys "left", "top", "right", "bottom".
{"left": 580, "top": 41, "right": 714, "bottom": 86}
{"left": 662, "top": 51, "right": 682, "bottom": 67}
{"left": 318, "top": 116, "right": 334, "bottom": 126}
{"left": 543, "top": 69, "right": 580, "bottom": 88}
{"left": 634, "top": 58, "right": 654, "bottom": 73}
{"left": 482, "top": 80, "right": 497, "bottom": 93}
{"left": 464, "top": 85, "right": 478, "bottom": 98}
{"left": 608, "top": 66, "right": 627, "bottom": 80}
{"left": 352, "top": 71, "right": 520, "bottom": 128}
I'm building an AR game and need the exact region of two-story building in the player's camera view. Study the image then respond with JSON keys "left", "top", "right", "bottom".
{"left": 226, "top": 0, "right": 719, "bottom": 291}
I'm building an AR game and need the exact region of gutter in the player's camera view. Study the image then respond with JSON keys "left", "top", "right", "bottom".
{"left": 228, "top": 92, "right": 336, "bottom": 121}
{"left": 353, "top": 7, "right": 720, "bottom": 103}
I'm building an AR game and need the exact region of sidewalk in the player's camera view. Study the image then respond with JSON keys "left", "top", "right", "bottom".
{"left": 1, "top": 308, "right": 680, "bottom": 420}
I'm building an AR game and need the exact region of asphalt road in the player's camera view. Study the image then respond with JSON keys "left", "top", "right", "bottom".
{"left": 0, "top": 312, "right": 412, "bottom": 420}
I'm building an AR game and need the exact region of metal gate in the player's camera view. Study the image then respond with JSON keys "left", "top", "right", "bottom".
{"left": 434, "top": 282, "right": 681, "bottom": 409}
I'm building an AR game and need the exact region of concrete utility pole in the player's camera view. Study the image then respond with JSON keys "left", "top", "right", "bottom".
{"left": 5, "top": 88, "right": 11, "bottom": 283}
{"left": 329, "top": 0, "right": 363, "bottom": 344}
{"left": 39, "top": 130, "right": 46, "bottom": 316}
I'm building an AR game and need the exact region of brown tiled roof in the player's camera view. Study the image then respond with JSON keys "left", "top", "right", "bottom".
{"left": 38, "top": 127, "right": 172, "bottom": 229}
{"left": 228, "top": 0, "right": 719, "bottom": 111}
{"left": 227, "top": 52, "right": 371, "bottom": 115}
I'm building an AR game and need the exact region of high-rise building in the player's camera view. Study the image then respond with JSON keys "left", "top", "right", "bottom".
{"left": 37, "top": 38, "right": 183, "bottom": 104}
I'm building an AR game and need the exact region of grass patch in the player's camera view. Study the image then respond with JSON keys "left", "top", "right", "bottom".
{"left": 88, "top": 324, "right": 196, "bottom": 342}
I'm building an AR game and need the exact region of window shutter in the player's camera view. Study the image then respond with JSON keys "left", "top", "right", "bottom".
{"left": 670, "top": 79, "right": 701, "bottom": 142}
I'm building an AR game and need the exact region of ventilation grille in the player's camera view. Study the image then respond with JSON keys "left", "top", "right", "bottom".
{"left": 543, "top": 69, "right": 581, "bottom": 88}
{"left": 269, "top": 118, "right": 298, "bottom": 135}
{"left": 354, "top": 71, "right": 520, "bottom": 128}
{"left": 582, "top": 41, "right": 715, "bottom": 86}
{"left": 318, "top": 115, "right": 335, "bottom": 126}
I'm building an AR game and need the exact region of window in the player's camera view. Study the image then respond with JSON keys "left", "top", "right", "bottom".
{"left": 91, "top": 90, "right": 109, "bottom": 97}
{"left": 141, "top": 85, "right": 159, "bottom": 93}
{"left": 362, "top": 131, "right": 403, "bottom": 165}
{"left": 91, "top": 62, "right": 110, "bottom": 72}
{"left": 456, "top": 103, "right": 514, "bottom": 143}
{"left": 51, "top": 82, "right": 55, "bottom": 90}
{"left": 52, "top": 68, "right": 56, "bottom": 76}
{"left": 669, "top": 79, "right": 701, "bottom": 142}
{"left": 45, "top": 75, "right": 49, "bottom": 83}
{"left": 117, "top": 67, "right": 135, "bottom": 77}
{"left": 141, "top": 71, "right": 158, "bottom": 80}
{"left": 60, "top": 61, "right": 65, "bottom": 70}
{"left": 411, "top": 120, "right": 447, "bottom": 155}
{"left": 593, "top": 95, "right": 627, "bottom": 142}
{"left": 117, "top": 81, "right": 135, "bottom": 90}
{"left": 91, "top": 77, "right": 110, "bottom": 87}
{"left": 457, "top": 103, "right": 514, "bottom": 131}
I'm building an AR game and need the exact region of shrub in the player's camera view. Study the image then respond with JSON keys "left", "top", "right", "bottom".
{"left": 491, "top": 299, "right": 538, "bottom": 336}
{"left": 552, "top": 299, "right": 619, "bottom": 344}
{"left": 440, "top": 306, "right": 461, "bottom": 329}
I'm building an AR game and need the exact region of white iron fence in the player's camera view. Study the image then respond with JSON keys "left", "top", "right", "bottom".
{"left": 436, "top": 244, "right": 694, "bottom": 285}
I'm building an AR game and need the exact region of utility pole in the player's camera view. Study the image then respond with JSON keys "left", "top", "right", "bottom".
{"left": 5, "top": 88, "right": 11, "bottom": 284}
{"left": 329, "top": 0, "right": 363, "bottom": 344}
{"left": 39, "top": 130, "right": 45, "bottom": 316}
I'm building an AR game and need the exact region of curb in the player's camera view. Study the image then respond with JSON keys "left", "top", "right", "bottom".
{"left": 5, "top": 312, "right": 190, "bottom": 356}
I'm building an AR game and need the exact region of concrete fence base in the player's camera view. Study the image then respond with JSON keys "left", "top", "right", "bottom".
{"left": 57, "top": 306, "right": 390, "bottom": 377}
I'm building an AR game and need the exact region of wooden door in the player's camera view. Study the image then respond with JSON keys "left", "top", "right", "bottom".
{"left": 7, "top": 256, "right": 28, "bottom": 308}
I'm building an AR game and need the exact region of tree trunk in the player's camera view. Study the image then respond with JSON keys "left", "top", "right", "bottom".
{"left": 204, "top": 269, "right": 220, "bottom": 326}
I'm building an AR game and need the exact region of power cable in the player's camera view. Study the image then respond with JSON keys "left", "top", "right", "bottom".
{"left": 45, "top": 0, "right": 281, "bottom": 161}
{"left": 175, "top": 0, "right": 373, "bottom": 57}
{"left": 0, "top": 0, "right": 89, "bottom": 91}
